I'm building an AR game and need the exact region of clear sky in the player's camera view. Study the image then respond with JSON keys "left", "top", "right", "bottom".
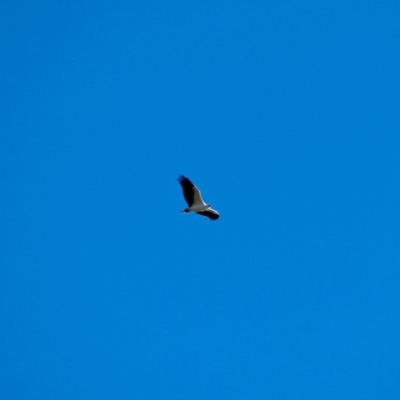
{"left": 1, "top": 1, "right": 399, "bottom": 399}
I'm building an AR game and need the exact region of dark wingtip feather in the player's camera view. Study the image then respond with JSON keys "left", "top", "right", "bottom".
{"left": 177, "top": 175, "right": 193, "bottom": 186}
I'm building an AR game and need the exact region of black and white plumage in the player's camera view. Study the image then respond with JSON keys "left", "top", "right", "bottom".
{"left": 177, "top": 175, "right": 220, "bottom": 220}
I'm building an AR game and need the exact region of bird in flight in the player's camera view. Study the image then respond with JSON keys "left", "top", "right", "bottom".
{"left": 177, "top": 175, "right": 220, "bottom": 220}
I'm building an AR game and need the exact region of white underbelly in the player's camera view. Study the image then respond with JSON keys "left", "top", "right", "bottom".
{"left": 189, "top": 204, "right": 209, "bottom": 212}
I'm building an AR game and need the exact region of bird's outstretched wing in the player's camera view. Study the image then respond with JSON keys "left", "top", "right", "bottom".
{"left": 177, "top": 175, "right": 204, "bottom": 206}
{"left": 196, "top": 209, "right": 220, "bottom": 220}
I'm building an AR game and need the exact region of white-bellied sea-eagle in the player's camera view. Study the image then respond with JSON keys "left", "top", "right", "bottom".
{"left": 177, "top": 175, "right": 220, "bottom": 220}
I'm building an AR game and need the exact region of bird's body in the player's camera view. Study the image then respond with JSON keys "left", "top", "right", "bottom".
{"left": 185, "top": 203, "right": 211, "bottom": 212}
{"left": 177, "top": 175, "right": 220, "bottom": 220}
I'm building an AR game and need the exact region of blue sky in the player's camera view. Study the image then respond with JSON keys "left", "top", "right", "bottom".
{"left": 1, "top": 1, "right": 399, "bottom": 399}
